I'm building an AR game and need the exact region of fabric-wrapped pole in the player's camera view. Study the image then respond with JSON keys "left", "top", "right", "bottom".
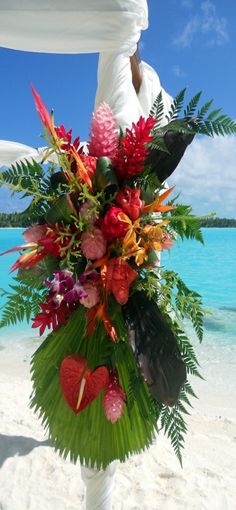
{"left": 81, "top": 461, "right": 119, "bottom": 510}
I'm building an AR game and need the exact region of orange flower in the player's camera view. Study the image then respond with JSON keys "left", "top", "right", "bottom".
{"left": 142, "top": 186, "right": 176, "bottom": 214}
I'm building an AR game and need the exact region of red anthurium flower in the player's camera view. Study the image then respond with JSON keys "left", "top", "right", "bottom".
{"left": 105, "top": 257, "right": 137, "bottom": 305}
{"left": 115, "top": 186, "right": 145, "bottom": 220}
{"left": 60, "top": 354, "right": 109, "bottom": 414}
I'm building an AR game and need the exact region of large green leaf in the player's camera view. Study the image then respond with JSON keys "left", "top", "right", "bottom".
{"left": 30, "top": 306, "right": 158, "bottom": 469}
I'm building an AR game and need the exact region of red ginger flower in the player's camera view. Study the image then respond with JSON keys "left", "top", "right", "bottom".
{"left": 105, "top": 257, "right": 137, "bottom": 305}
{"left": 101, "top": 206, "right": 129, "bottom": 241}
{"left": 103, "top": 371, "right": 126, "bottom": 423}
{"left": 115, "top": 186, "right": 145, "bottom": 221}
{"left": 88, "top": 103, "right": 118, "bottom": 159}
{"left": 115, "top": 116, "right": 156, "bottom": 180}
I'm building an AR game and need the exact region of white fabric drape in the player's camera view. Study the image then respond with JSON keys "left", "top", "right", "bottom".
{"left": 0, "top": 0, "right": 172, "bottom": 167}
{"left": 96, "top": 54, "right": 172, "bottom": 129}
{"left": 0, "top": 0, "right": 147, "bottom": 55}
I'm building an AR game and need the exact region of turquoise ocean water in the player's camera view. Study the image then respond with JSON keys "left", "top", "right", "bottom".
{"left": 0, "top": 227, "right": 236, "bottom": 346}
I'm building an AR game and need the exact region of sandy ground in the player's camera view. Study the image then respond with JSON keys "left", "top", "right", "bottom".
{"left": 0, "top": 336, "right": 235, "bottom": 510}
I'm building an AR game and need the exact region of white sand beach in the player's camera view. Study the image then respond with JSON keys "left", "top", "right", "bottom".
{"left": 0, "top": 332, "right": 236, "bottom": 510}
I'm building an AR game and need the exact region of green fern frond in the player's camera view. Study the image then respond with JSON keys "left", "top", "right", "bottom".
{"left": 150, "top": 91, "right": 165, "bottom": 126}
{"left": 197, "top": 100, "right": 214, "bottom": 120}
{"left": 184, "top": 91, "right": 202, "bottom": 118}
{"left": 166, "top": 204, "right": 204, "bottom": 244}
{"left": 165, "top": 89, "right": 186, "bottom": 123}
{"left": 0, "top": 276, "right": 46, "bottom": 328}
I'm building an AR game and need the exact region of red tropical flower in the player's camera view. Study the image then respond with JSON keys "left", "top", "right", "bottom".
{"left": 32, "top": 300, "right": 74, "bottom": 336}
{"left": 32, "top": 86, "right": 54, "bottom": 137}
{"left": 115, "top": 186, "right": 144, "bottom": 220}
{"left": 103, "top": 371, "right": 126, "bottom": 423}
{"left": 101, "top": 206, "right": 129, "bottom": 241}
{"left": 115, "top": 116, "right": 156, "bottom": 180}
{"left": 105, "top": 257, "right": 138, "bottom": 305}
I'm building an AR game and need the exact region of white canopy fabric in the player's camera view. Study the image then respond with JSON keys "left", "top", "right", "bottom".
{"left": 0, "top": 0, "right": 148, "bottom": 55}
{"left": 0, "top": 0, "right": 172, "bottom": 167}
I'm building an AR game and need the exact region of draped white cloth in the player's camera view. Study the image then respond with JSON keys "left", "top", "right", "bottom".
{"left": 0, "top": 2, "right": 171, "bottom": 508}
{"left": 0, "top": 0, "right": 172, "bottom": 167}
{"left": 0, "top": 0, "right": 147, "bottom": 55}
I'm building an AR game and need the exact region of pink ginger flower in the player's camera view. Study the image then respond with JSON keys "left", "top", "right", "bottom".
{"left": 81, "top": 227, "right": 107, "bottom": 260}
{"left": 88, "top": 103, "right": 118, "bottom": 159}
{"left": 103, "top": 372, "right": 126, "bottom": 424}
{"left": 79, "top": 282, "right": 100, "bottom": 309}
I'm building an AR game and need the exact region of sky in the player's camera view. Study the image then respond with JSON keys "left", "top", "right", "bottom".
{"left": 0, "top": 0, "right": 235, "bottom": 217}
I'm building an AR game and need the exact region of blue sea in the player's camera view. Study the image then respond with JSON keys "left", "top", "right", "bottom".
{"left": 0, "top": 227, "right": 236, "bottom": 347}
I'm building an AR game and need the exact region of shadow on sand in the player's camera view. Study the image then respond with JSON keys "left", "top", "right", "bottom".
{"left": 0, "top": 434, "right": 50, "bottom": 467}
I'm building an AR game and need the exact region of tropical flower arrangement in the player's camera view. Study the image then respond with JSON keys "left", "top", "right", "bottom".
{"left": 1, "top": 88, "right": 236, "bottom": 467}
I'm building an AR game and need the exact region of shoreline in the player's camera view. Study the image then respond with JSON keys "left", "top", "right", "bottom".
{"left": 0, "top": 335, "right": 236, "bottom": 509}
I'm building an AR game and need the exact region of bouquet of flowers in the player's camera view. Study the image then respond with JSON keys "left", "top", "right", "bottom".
{"left": 1, "top": 88, "right": 235, "bottom": 467}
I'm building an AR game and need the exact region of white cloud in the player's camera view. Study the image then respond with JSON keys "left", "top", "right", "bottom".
{"left": 201, "top": 1, "right": 229, "bottom": 46}
{"left": 172, "top": 65, "right": 186, "bottom": 78}
{"left": 168, "top": 136, "right": 236, "bottom": 218}
{"left": 181, "top": 0, "right": 194, "bottom": 10}
{"left": 174, "top": 1, "right": 229, "bottom": 48}
{"left": 174, "top": 17, "right": 199, "bottom": 48}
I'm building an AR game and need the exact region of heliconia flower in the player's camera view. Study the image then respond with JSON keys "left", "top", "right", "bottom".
{"left": 80, "top": 155, "right": 97, "bottom": 179}
{"left": 79, "top": 282, "right": 100, "bottom": 309}
{"left": 105, "top": 257, "right": 138, "bottom": 305}
{"left": 115, "top": 116, "right": 156, "bottom": 180}
{"left": 142, "top": 186, "right": 176, "bottom": 214}
{"left": 101, "top": 206, "right": 129, "bottom": 241}
{"left": 115, "top": 186, "right": 145, "bottom": 220}
{"left": 88, "top": 103, "right": 118, "bottom": 159}
{"left": 10, "top": 249, "right": 46, "bottom": 273}
{"left": 103, "top": 371, "right": 126, "bottom": 424}
{"left": 31, "top": 86, "right": 54, "bottom": 137}
{"left": 81, "top": 227, "right": 107, "bottom": 260}
{"left": 161, "top": 232, "right": 174, "bottom": 250}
